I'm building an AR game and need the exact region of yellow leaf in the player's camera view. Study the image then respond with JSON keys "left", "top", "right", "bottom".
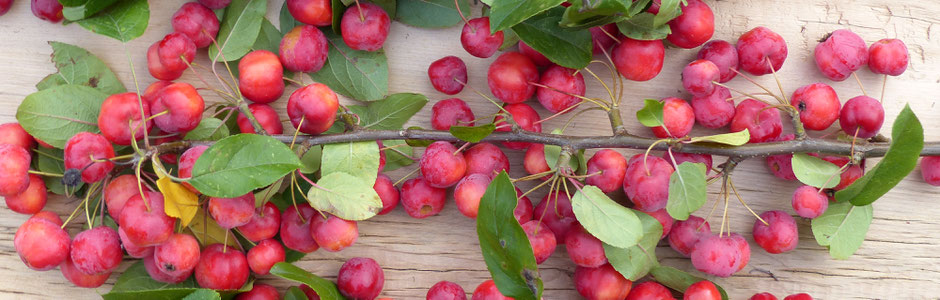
{"left": 151, "top": 153, "right": 170, "bottom": 179}
{"left": 187, "top": 208, "right": 238, "bottom": 247}
{"left": 157, "top": 176, "right": 199, "bottom": 227}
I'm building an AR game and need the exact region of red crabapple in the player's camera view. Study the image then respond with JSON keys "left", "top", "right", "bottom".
{"left": 98, "top": 92, "right": 152, "bottom": 145}
{"left": 195, "top": 244, "right": 250, "bottom": 290}
{"left": 623, "top": 154, "right": 674, "bottom": 212}
{"left": 666, "top": 0, "right": 714, "bottom": 49}
{"left": 663, "top": 151, "right": 713, "bottom": 174}
{"left": 237, "top": 202, "right": 282, "bottom": 242}
{"left": 14, "top": 217, "right": 70, "bottom": 270}
{"left": 691, "top": 86, "right": 734, "bottom": 129}
{"left": 172, "top": 2, "right": 219, "bottom": 48}
{"left": 236, "top": 284, "right": 281, "bottom": 300}
{"left": 839, "top": 95, "right": 884, "bottom": 139}
{"left": 156, "top": 33, "right": 196, "bottom": 74}
{"left": 147, "top": 44, "right": 184, "bottom": 81}
{"left": 736, "top": 27, "right": 787, "bottom": 76}
{"left": 730, "top": 99, "right": 783, "bottom": 143}
{"left": 299, "top": 284, "right": 322, "bottom": 300}
{"left": 237, "top": 103, "right": 284, "bottom": 134}
{"left": 311, "top": 214, "right": 359, "bottom": 252}
{"left": 519, "top": 41, "right": 551, "bottom": 67}
{"left": 239, "top": 50, "right": 285, "bottom": 104}
{"left": 820, "top": 155, "right": 864, "bottom": 191}
{"left": 488, "top": 52, "right": 539, "bottom": 104}
{"left": 642, "top": 209, "right": 674, "bottom": 239}
{"left": 378, "top": 140, "right": 386, "bottom": 172}
{"left": 682, "top": 60, "right": 719, "bottom": 97}
{"left": 420, "top": 141, "right": 468, "bottom": 188}
{"left": 752, "top": 210, "right": 798, "bottom": 254}
{"left": 142, "top": 81, "right": 173, "bottom": 107}
{"left": 590, "top": 24, "right": 619, "bottom": 55}
{"left": 765, "top": 134, "right": 797, "bottom": 180}
{"left": 198, "top": 0, "right": 231, "bottom": 9}
{"left": 374, "top": 174, "right": 400, "bottom": 215}
{"left": 428, "top": 56, "right": 468, "bottom": 95}
{"left": 118, "top": 226, "right": 153, "bottom": 259}
{"left": 431, "top": 98, "right": 475, "bottom": 130}
{"left": 814, "top": 29, "right": 868, "bottom": 81}
{"left": 454, "top": 173, "right": 490, "bottom": 218}
{"left": 684, "top": 280, "right": 721, "bottom": 300}
{"left": 494, "top": 103, "right": 542, "bottom": 150}
{"left": 464, "top": 142, "right": 510, "bottom": 176}
{"left": 153, "top": 233, "right": 201, "bottom": 278}
{"left": 427, "top": 281, "right": 466, "bottom": 300}
{"left": 341, "top": 2, "right": 391, "bottom": 51}
{"left": 575, "top": 263, "right": 633, "bottom": 300}
{"left": 288, "top": 83, "right": 340, "bottom": 135}
{"left": 791, "top": 83, "right": 841, "bottom": 131}
{"left": 31, "top": 0, "right": 62, "bottom": 22}
{"left": 565, "top": 224, "right": 608, "bottom": 268}
{"left": 729, "top": 233, "right": 750, "bottom": 272}
{"left": 537, "top": 65, "right": 585, "bottom": 114}
{"left": 750, "top": 293, "right": 778, "bottom": 300}
{"left": 280, "top": 204, "right": 320, "bottom": 253}
{"left": 668, "top": 215, "right": 711, "bottom": 257}
{"left": 246, "top": 239, "right": 286, "bottom": 275}
{"left": 522, "top": 220, "right": 556, "bottom": 264}
{"left": 280, "top": 25, "right": 329, "bottom": 73}
{"left": 118, "top": 192, "right": 175, "bottom": 247}
{"left": 461, "top": 17, "right": 503, "bottom": 58}
{"left": 922, "top": 156, "right": 940, "bottom": 186}
{"left": 471, "top": 280, "right": 510, "bottom": 300}
{"left": 523, "top": 143, "right": 551, "bottom": 177}
{"left": 64, "top": 132, "right": 115, "bottom": 183}
{"left": 691, "top": 234, "right": 743, "bottom": 277}
{"left": 287, "top": 0, "right": 332, "bottom": 26}
{"left": 152, "top": 82, "right": 206, "bottom": 133}
{"left": 868, "top": 39, "right": 909, "bottom": 76}
{"left": 61, "top": 254, "right": 111, "bottom": 288}
{"left": 697, "top": 40, "right": 739, "bottom": 83}
{"left": 400, "top": 178, "right": 447, "bottom": 219}
{"left": 0, "top": 0, "right": 12, "bottom": 16}
{"left": 612, "top": 38, "right": 665, "bottom": 81}
{"left": 144, "top": 254, "right": 189, "bottom": 284}
{"left": 514, "top": 189, "right": 534, "bottom": 224}
{"left": 338, "top": 257, "right": 385, "bottom": 300}
{"left": 534, "top": 192, "right": 576, "bottom": 241}
{"left": 585, "top": 149, "right": 627, "bottom": 193}
{"left": 209, "top": 193, "right": 256, "bottom": 229}
{"left": 652, "top": 97, "right": 695, "bottom": 138}
{"left": 0, "top": 123, "right": 36, "bottom": 150}
{"left": 32, "top": 211, "right": 62, "bottom": 226}
{"left": 791, "top": 185, "right": 828, "bottom": 219}
{"left": 784, "top": 294, "right": 813, "bottom": 300}
{"left": 626, "top": 281, "right": 674, "bottom": 300}
{"left": 178, "top": 145, "right": 209, "bottom": 193}
{"left": 5, "top": 174, "right": 47, "bottom": 214}
{"left": 70, "top": 226, "right": 122, "bottom": 275}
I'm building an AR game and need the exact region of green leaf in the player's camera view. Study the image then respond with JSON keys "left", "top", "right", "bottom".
{"left": 543, "top": 129, "right": 579, "bottom": 172}
{"left": 370, "top": 0, "right": 397, "bottom": 18}
{"left": 571, "top": 185, "right": 643, "bottom": 249}
{"left": 477, "top": 172, "right": 542, "bottom": 300}
{"left": 280, "top": 0, "right": 303, "bottom": 35}
{"left": 791, "top": 153, "right": 841, "bottom": 189}
{"left": 59, "top": 0, "right": 89, "bottom": 6}
{"left": 603, "top": 210, "right": 662, "bottom": 281}
{"left": 559, "top": 0, "right": 630, "bottom": 29}
{"left": 499, "top": 27, "right": 520, "bottom": 50}
{"left": 35, "top": 148, "right": 83, "bottom": 194}
{"left": 253, "top": 178, "right": 284, "bottom": 207}
{"left": 635, "top": 98, "right": 665, "bottom": 127}
{"left": 270, "top": 262, "right": 345, "bottom": 300}
{"left": 253, "top": 19, "right": 283, "bottom": 53}
{"left": 381, "top": 140, "right": 415, "bottom": 171}
{"left": 330, "top": 0, "right": 346, "bottom": 34}
{"left": 616, "top": 12, "right": 671, "bottom": 40}
{"left": 62, "top": 0, "right": 119, "bottom": 21}
{"left": 652, "top": 0, "right": 683, "bottom": 27}
{"left": 396, "top": 0, "right": 469, "bottom": 28}
{"left": 284, "top": 249, "right": 307, "bottom": 263}
{"left": 184, "top": 118, "right": 231, "bottom": 141}
{"left": 688, "top": 130, "right": 750, "bottom": 146}
{"left": 512, "top": 7, "right": 592, "bottom": 69}
{"left": 284, "top": 286, "right": 308, "bottom": 300}
{"left": 450, "top": 124, "right": 497, "bottom": 143}
{"left": 76, "top": 0, "right": 149, "bottom": 42}
{"left": 320, "top": 141, "right": 380, "bottom": 184}
{"left": 837, "top": 105, "right": 924, "bottom": 206}
{"left": 16, "top": 84, "right": 107, "bottom": 148}
{"left": 310, "top": 31, "right": 388, "bottom": 101}
{"left": 299, "top": 145, "right": 322, "bottom": 174}
{"left": 308, "top": 172, "right": 383, "bottom": 220}
{"left": 666, "top": 162, "right": 707, "bottom": 220}
{"left": 359, "top": 93, "right": 429, "bottom": 129}
{"left": 811, "top": 201, "right": 873, "bottom": 259}
{"left": 103, "top": 261, "right": 199, "bottom": 300}
{"left": 649, "top": 266, "right": 730, "bottom": 300}
{"left": 489, "top": 0, "right": 564, "bottom": 33}
{"left": 209, "top": 0, "right": 268, "bottom": 62}
{"left": 190, "top": 134, "right": 303, "bottom": 198}
{"left": 182, "top": 289, "right": 221, "bottom": 300}
{"left": 37, "top": 41, "right": 125, "bottom": 95}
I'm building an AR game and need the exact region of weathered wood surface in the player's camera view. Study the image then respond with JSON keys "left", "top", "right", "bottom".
{"left": 1, "top": 0, "right": 939, "bottom": 299}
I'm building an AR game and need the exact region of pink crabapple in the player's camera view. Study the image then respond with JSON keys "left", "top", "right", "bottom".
{"left": 461, "top": 17, "right": 503, "bottom": 58}
{"left": 427, "top": 56, "right": 468, "bottom": 95}
{"left": 752, "top": 210, "right": 799, "bottom": 254}
{"left": 736, "top": 26, "right": 788, "bottom": 76}
{"left": 280, "top": 25, "right": 329, "bottom": 73}
{"left": 814, "top": 29, "right": 868, "bottom": 81}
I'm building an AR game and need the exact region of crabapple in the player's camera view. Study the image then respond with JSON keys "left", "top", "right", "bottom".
{"left": 61, "top": 254, "right": 111, "bottom": 288}
{"left": 537, "top": 65, "right": 585, "bottom": 114}
{"left": 461, "top": 17, "right": 503, "bottom": 58}
{"left": 667, "top": 0, "right": 714, "bottom": 49}
{"left": 70, "top": 226, "right": 122, "bottom": 275}
{"left": 783, "top": 294, "right": 813, "bottom": 300}
{"left": 494, "top": 103, "right": 542, "bottom": 150}
{"left": 142, "top": 81, "right": 173, "bottom": 107}
{"left": 0, "top": 123, "right": 36, "bottom": 150}
{"left": 98, "top": 92, "right": 152, "bottom": 145}
{"left": 868, "top": 39, "right": 909, "bottom": 76}
{"left": 13, "top": 217, "right": 70, "bottom": 270}
{"left": 178, "top": 145, "right": 209, "bottom": 193}
{"left": 590, "top": 24, "right": 619, "bottom": 55}
{"left": 144, "top": 254, "right": 189, "bottom": 284}
{"left": 668, "top": 215, "right": 711, "bottom": 257}
{"left": 338, "top": 257, "right": 385, "bottom": 300}
{"left": 5, "top": 174, "right": 47, "bottom": 214}
{"left": 152, "top": 82, "right": 206, "bottom": 133}
{"left": 287, "top": 0, "right": 332, "bottom": 26}
{"left": 730, "top": 99, "right": 783, "bottom": 143}
{"left": 652, "top": 97, "right": 695, "bottom": 138}
{"left": 400, "top": 178, "right": 447, "bottom": 219}
{"left": 565, "top": 224, "right": 608, "bottom": 268}
{"left": 236, "top": 284, "right": 280, "bottom": 300}
{"left": 791, "top": 185, "right": 828, "bottom": 218}
{"left": 736, "top": 26, "right": 787, "bottom": 76}
{"left": 642, "top": 209, "right": 674, "bottom": 239}
{"left": 147, "top": 44, "right": 184, "bottom": 81}
{"left": 750, "top": 293, "right": 778, "bottom": 300}
{"left": 514, "top": 189, "right": 534, "bottom": 223}
{"left": 814, "top": 29, "right": 868, "bottom": 81}
{"left": 374, "top": 174, "right": 400, "bottom": 215}
{"left": 0, "top": 0, "right": 11, "bottom": 16}
{"left": 487, "top": 52, "right": 539, "bottom": 104}
{"left": 523, "top": 144, "right": 551, "bottom": 177}
{"left": 427, "top": 281, "right": 466, "bottom": 300}
{"left": 172, "top": 2, "right": 219, "bottom": 48}
{"left": 534, "top": 192, "right": 576, "bottom": 241}
{"left": 156, "top": 33, "right": 196, "bottom": 74}
{"left": 684, "top": 280, "right": 720, "bottom": 300}
{"left": 519, "top": 41, "right": 551, "bottom": 67}
{"left": 287, "top": 83, "right": 340, "bottom": 135}
{"left": 195, "top": 244, "right": 250, "bottom": 290}
{"left": 819, "top": 155, "right": 864, "bottom": 191}
{"left": 31, "top": 211, "right": 62, "bottom": 226}
{"left": 791, "top": 83, "right": 840, "bottom": 131}
{"left": 765, "top": 134, "right": 797, "bottom": 180}
{"left": 237, "top": 103, "right": 284, "bottom": 134}
{"left": 237, "top": 202, "right": 281, "bottom": 241}
{"left": 119, "top": 192, "right": 175, "bottom": 247}
{"left": 471, "top": 280, "right": 510, "bottom": 300}
{"left": 663, "top": 151, "right": 713, "bottom": 175}
{"left": 31, "top": 0, "right": 62, "bottom": 22}
{"left": 427, "top": 56, "right": 468, "bottom": 95}
{"left": 299, "top": 284, "right": 322, "bottom": 299}
{"left": 198, "top": 0, "right": 231, "bottom": 9}
{"left": 585, "top": 149, "right": 627, "bottom": 193}
{"left": 464, "top": 142, "right": 510, "bottom": 176}
{"left": 612, "top": 38, "right": 664, "bottom": 81}
{"left": 118, "top": 226, "right": 153, "bottom": 259}
{"left": 209, "top": 193, "right": 256, "bottom": 229}
{"left": 454, "top": 173, "right": 490, "bottom": 218}
{"left": 697, "top": 40, "right": 739, "bottom": 83}
{"left": 280, "top": 25, "right": 329, "bottom": 73}
{"left": 682, "top": 60, "right": 719, "bottom": 97}
{"left": 839, "top": 95, "right": 884, "bottom": 139}
{"left": 64, "top": 132, "right": 115, "bottom": 183}
{"left": 280, "top": 204, "right": 320, "bottom": 253}
{"left": 153, "top": 233, "right": 201, "bottom": 278}
{"left": 311, "top": 214, "right": 359, "bottom": 252}
{"left": 420, "top": 141, "right": 467, "bottom": 188}
{"left": 239, "top": 50, "right": 285, "bottom": 104}
{"left": 522, "top": 220, "right": 556, "bottom": 264}
{"left": 246, "top": 239, "right": 286, "bottom": 275}
{"left": 752, "top": 210, "right": 798, "bottom": 254}
{"left": 623, "top": 154, "right": 674, "bottom": 212}
{"left": 729, "top": 233, "right": 750, "bottom": 272}
{"left": 431, "top": 98, "right": 475, "bottom": 130}
{"left": 575, "top": 263, "right": 633, "bottom": 300}
{"left": 691, "top": 86, "right": 734, "bottom": 129}
{"left": 626, "top": 281, "right": 674, "bottom": 300}
{"left": 922, "top": 156, "right": 940, "bottom": 186}
{"left": 378, "top": 140, "right": 387, "bottom": 172}
{"left": 341, "top": 2, "right": 390, "bottom": 51}
{"left": 691, "top": 234, "right": 743, "bottom": 277}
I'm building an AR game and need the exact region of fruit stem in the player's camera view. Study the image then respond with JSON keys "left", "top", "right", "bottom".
{"left": 354, "top": 0, "right": 365, "bottom": 22}
{"left": 237, "top": 100, "right": 268, "bottom": 135}
{"left": 766, "top": 57, "right": 790, "bottom": 105}
{"left": 393, "top": 168, "right": 420, "bottom": 187}
{"left": 454, "top": 0, "right": 472, "bottom": 33}
{"left": 122, "top": 43, "right": 151, "bottom": 149}
{"left": 728, "top": 179, "right": 768, "bottom": 226}
{"left": 880, "top": 74, "right": 887, "bottom": 104}
{"left": 727, "top": 68, "right": 786, "bottom": 104}
{"left": 852, "top": 72, "right": 868, "bottom": 97}
{"left": 518, "top": 173, "right": 557, "bottom": 200}
{"left": 27, "top": 170, "right": 63, "bottom": 177}
{"left": 283, "top": 76, "right": 304, "bottom": 87}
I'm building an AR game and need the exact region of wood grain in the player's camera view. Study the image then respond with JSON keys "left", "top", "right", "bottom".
{"left": 1, "top": 0, "right": 939, "bottom": 299}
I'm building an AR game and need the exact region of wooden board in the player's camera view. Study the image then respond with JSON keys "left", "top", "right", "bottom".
{"left": 1, "top": 0, "right": 939, "bottom": 298}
